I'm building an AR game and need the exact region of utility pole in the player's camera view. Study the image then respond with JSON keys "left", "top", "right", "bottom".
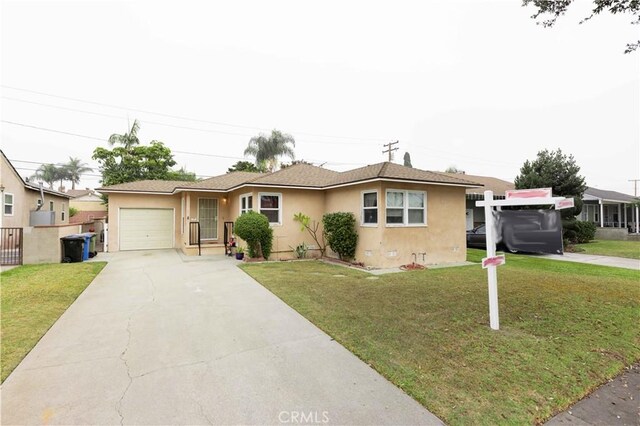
{"left": 629, "top": 179, "right": 640, "bottom": 197}
{"left": 382, "top": 140, "right": 399, "bottom": 162}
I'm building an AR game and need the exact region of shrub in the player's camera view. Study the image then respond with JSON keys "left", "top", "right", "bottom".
{"left": 234, "top": 211, "right": 273, "bottom": 259}
{"left": 69, "top": 207, "right": 78, "bottom": 217}
{"left": 574, "top": 220, "right": 597, "bottom": 244}
{"left": 322, "top": 212, "right": 358, "bottom": 260}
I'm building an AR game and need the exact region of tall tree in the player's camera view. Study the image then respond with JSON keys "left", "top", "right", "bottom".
{"left": 95, "top": 121, "right": 196, "bottom": 188}
{"left": 64, "top": 157, "right": 93, "bottom": 190}
{"left": 522, "top": 0, "right": 640, "bottom": 53}
{"left": 403, "top": 152, "right": 413, "bottom": 167}
{"left": 227, "top": 160, "right": 265, "bottom": 173}
{"left": 244, "top": 129, "right": 295, "bottom": 172}
{"left": 514, "top": 148, "right": 587, "bottom": 219}
{"left": 108, "top": 119, "right": 141, "bottom": 149}
{"left": 32, "top": 163, "right": 63, "bottom": 189}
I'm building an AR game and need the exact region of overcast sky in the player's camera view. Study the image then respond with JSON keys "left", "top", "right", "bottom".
{"left": 1, "top": 0, "right": 638, "bottom": 194}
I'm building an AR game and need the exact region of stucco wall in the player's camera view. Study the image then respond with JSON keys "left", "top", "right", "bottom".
{"left": 23, "top": 224, "right": 82, "bottom": 264}
{"left": 106, "top": 193, "right": 181, "bottom": 252}
{"left": 325, "top": 182, "right": 466, "bottom": 268}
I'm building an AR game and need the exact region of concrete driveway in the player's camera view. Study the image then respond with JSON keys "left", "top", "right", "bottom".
{"left": 1, "top": 250, "right": 442, "bottom": 425}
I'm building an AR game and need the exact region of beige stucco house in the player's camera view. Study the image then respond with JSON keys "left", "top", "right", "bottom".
{"left": 1, "top": 150, "right": 71, "bottom": 228}
{"left": 98, "top": 162, "right": 482, "bottom": 268}
{"left": 1, "top": 150, "right": 76, "bottom": 265}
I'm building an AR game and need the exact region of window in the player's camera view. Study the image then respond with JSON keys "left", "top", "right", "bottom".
{"left": 362, "top": 191, "right": 378, "bottom": 225}
{"left": 240, "top": 193, "right": 253, "bottom": 215}
{"left": 385, "top": 190, "right": 427, "bottom": 226}
{"left": 4, "top": 193, "right": 14, "bottom": 216}
{"left": 62, "top": 203, "right": 66, "bottom": 221}
{"left": 259, "top": 193, "right": 282, "bottom": 224}
{"left": 49, "top": 201, "right": 54, "bottom": 211}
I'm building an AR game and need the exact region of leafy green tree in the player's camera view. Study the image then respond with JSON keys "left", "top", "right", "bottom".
{"left": 403, "top": 152, "right": 412, "bottom": 167}
{"left": 64, "top": 157, "right": 93, "bottom": 190}
{"left": 244, "top": 129, "right": 295, "bottom": 172}
{"left": 166, "top": 167, "right": 197, "bottom": 182}
{"left": 515, "top": 148, "right": 587, "bottom": 242}
{"left": 94, "top": 121, "right": 196, "bottom": 187}
{"left": 227, "top": 160, "right": 265, "bottom": 173}
{"left": 109, "top": 120, "right": 141, "bottom": 149}
{"left": 522, "top": 0, "right": 640, "bottom": 53}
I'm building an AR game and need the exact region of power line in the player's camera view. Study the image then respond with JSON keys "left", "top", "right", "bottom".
{"left": 2, "top": 96, "right": 377, "bottom": 146}
{"left": 2, "top": 120, "right": 369, "bottom": 167}
{"left": 1, "top": 85, "right": 389, "bottom": 142}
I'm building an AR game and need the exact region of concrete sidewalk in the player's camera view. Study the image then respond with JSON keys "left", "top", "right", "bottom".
{"left": 1, "top": 250, "right": 442, "bottom": 425}
{"left": 546, "top": 364, "right": 639, "bottom": 425}
{"left": 537, "top": 252, "right": 640, "bottom": 270}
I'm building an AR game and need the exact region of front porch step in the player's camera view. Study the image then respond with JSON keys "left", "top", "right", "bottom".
{"left": 182, "top": 243, "right": 226, "bottom": 256}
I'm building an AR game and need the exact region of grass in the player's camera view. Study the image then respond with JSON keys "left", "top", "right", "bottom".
{"left": 240, "top": 250, "right": 640, "bottom": 425}
{"left": 1, "top": 262, "right": 106, "bottom": 382}
{"left": 574, "top": 239, "right": 640, "bottom": 260}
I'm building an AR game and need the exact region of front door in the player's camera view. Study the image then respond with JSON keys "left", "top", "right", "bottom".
{"left": 198, "top": 198, "right": 218, "bottom": 240}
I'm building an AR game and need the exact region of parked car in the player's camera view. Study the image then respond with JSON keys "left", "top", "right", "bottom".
{"left": 466, "top": 210, "right": 563, "bottom": 255}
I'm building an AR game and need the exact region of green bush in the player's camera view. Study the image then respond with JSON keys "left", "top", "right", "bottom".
{"left": 322, "top": 212, "right": 358, "bottom": 260}
{"left": 234, "top": 211, "right": 273, "bottom": 259}
{"left": 574, "top": 220, "right": 597, "bottom": 244}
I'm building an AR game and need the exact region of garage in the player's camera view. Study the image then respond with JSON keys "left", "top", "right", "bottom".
{"left": 119, "top": 208, "right": 174, "bottom": 251}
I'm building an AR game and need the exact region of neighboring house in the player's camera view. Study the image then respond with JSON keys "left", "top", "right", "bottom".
{"left": 441, "top": 173, "right": 515, "bottom": 230}
{"left": 581, "top": 187, "right": 639, "bottom": 233}
{"left": 1, "top": 150, "right": 71, "bottom": 228}
{"left": 98, "top": 162, "right": 482, "bottom": 268}
{"left": 1, "top": 150, "right": 75, "bottom": 265}
{"left": 67, "top": 188, "right": 107, "bottom": 224}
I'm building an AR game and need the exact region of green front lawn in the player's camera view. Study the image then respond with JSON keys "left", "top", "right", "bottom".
{"left": 1, "top": 262, "right": 106, "bottom": 382}
{"left": 241, "top": 251, "right": 640, "bottom": 425}
{"left": 574, "top": 239, "right": 640, "bottom": 260}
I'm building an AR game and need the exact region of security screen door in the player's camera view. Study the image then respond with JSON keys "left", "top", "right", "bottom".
{"left": 198, "top": 198, "right": 218, "bottom": 240}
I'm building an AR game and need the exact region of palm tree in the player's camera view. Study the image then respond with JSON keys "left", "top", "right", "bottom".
{"left": 65, "top": 157, "right": 93, "bottom": 190}
{"left": 244, "top": 129, "right": 295, "bottom": 172}
{"left": 32, "top": 164, "right": 61, "bottom": 189}
{"left": 108, "top": 119, "right": 141, "bottom": 149}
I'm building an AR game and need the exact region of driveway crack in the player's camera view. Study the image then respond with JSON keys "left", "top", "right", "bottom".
{"left": 116, "top": 314, "right": 135, "bottom": 425}
{"left": 191, "top": 395, "right": 214, "bottom": 425}
{"left": 143, "top": 270, "right": 156, "bottom": 303}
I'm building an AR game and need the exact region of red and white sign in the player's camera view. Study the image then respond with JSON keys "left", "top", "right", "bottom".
{"left": 555, "top": 198, "right": 575, "bottom": 210}
{"left": 505, "top": 188, "right": 552, "bottom": 199}
{"left": 482, "top": 255, "right": 506, "bottom": 269}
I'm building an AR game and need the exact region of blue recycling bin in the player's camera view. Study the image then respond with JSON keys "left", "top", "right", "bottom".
{"left": 69, "top": 234, "right": 91, "bottom": 261}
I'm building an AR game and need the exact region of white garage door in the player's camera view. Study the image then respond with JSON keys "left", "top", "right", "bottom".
{"left": 120, "top": 208, "right": 174, "bottom": 250}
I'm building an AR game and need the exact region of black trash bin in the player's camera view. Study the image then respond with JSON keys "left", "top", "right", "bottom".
{"left": 61, "top": 235, "right": 85, "bottom": 263}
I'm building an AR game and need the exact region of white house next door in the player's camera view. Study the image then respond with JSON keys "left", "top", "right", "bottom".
{"left": 198, "top": 198, "right": 218, "bottom": 240}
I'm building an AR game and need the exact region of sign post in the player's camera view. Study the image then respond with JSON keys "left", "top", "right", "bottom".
{"left": 484, "top": 190, "right": 500, "bottom": 330}
{"left": 476, "top": 189, "right": 567, "bottom": 331}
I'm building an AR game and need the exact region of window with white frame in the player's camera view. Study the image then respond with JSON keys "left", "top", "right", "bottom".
{"left": 4, "top": 193, "right": 14, "bottom": 216}
{"left": 259, "top": 193, "right": 281, "bottom": 224}
{"left": 362, "top": 191, "right": 378, "bottom": 225}
{"left": 62, "top": 203, "right": 66, "bottom": 221}
{"left": 385, "top": 190, "right": 427, "bottom": 226}
{"left": 240, "top": 193, "right": 253, "bottom": 215}
{"left": 49, "top": 201, "right": 54, "bottom": 211}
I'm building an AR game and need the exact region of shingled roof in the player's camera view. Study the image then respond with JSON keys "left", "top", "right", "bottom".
{"left": 440, "top": 172, "right": 514, "bottom": 196}
{"left": 584, "top": 187, "right": 637, "bottom": 203}
{"left": 98, "top": 162, "right": 482, "bottom": 194}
